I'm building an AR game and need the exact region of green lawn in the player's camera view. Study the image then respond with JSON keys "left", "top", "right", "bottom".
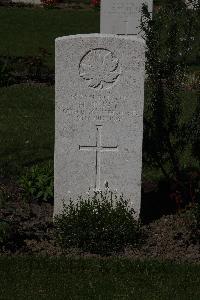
{"left": 0, "top": 85, "right": 54, "bottom": 176}
{"left": 0, "top": 8, "right": 99, "bottom": 66}
{"left": 0, "top": 257, "right": 199, "bottom": 299}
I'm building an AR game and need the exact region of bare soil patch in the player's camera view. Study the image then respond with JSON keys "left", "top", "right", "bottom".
{"left": 0, "top": 180, "right": 199, "bottom": 263}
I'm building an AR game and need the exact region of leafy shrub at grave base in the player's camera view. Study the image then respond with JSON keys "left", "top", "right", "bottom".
{"left": 18, "top": 161, "right": 53, "bottom": 202}
{"left": 54, "top": 191, "right": 140, "bottom": 256}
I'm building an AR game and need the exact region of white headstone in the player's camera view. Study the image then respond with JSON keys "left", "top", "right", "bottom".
{"left": 101, "top": 0, "right": 153, "bottom": 35}
{"left": 54, "top": 34, "right": 145, "bottom": 218}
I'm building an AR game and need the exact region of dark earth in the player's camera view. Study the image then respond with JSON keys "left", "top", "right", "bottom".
{"left": 0, "top": 179, "right": 199, "bottom": 263}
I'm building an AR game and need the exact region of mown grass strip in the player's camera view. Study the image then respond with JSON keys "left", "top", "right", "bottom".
{"left": 0, "top": 8, "right": 99, "bottom": 66}
{"left": 0, "top": 85, "right": 54, "bottom": 176}
{"left": 0, "top": 257, "right": 200, "bottom": 299}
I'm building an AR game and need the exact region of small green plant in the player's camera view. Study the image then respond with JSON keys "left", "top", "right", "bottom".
{"left": 54, "top": 190, "right": 140, "bottom": 255}
{"left": 19, "top": 161, "right": 53, "bottom": 202}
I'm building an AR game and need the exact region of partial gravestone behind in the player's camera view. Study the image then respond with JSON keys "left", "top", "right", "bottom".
{"left": 54, "top": 34, "right": 145, "bottom": 218}
{"left": 101, "top": 0, "right": 153, "bottom": 35}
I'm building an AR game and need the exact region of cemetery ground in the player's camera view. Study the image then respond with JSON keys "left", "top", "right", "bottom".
{"left": 0, "top": 257, "right": 200, "bottom": 299}
{"left": 0, "top": 5, "right": 200, "bottom": 298}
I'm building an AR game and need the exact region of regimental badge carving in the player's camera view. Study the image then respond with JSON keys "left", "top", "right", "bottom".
{"left": 79, "top": 48, "right": 121, "bottom": 90}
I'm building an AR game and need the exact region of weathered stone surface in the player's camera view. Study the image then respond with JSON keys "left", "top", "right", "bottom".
{"left": 54, "top": 34, "right": 145, "bottom": 218}
{"left": 101, "top": 0, "right": 153, "bottom": 35}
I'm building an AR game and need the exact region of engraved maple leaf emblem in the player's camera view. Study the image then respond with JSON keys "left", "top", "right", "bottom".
{"left": 79, "top": 49, "right": 121, "bottom": 90}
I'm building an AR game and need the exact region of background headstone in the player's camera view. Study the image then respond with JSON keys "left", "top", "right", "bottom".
{"left": 54, "top": 34, "right": 145, "bottom": 218}
{"left": 101, "top": 0, "right": 153, "bottom": 35}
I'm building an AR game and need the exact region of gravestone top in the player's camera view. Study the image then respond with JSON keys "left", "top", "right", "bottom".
{"left": 100, "top": 0, "right": 153, "bottom": 35}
